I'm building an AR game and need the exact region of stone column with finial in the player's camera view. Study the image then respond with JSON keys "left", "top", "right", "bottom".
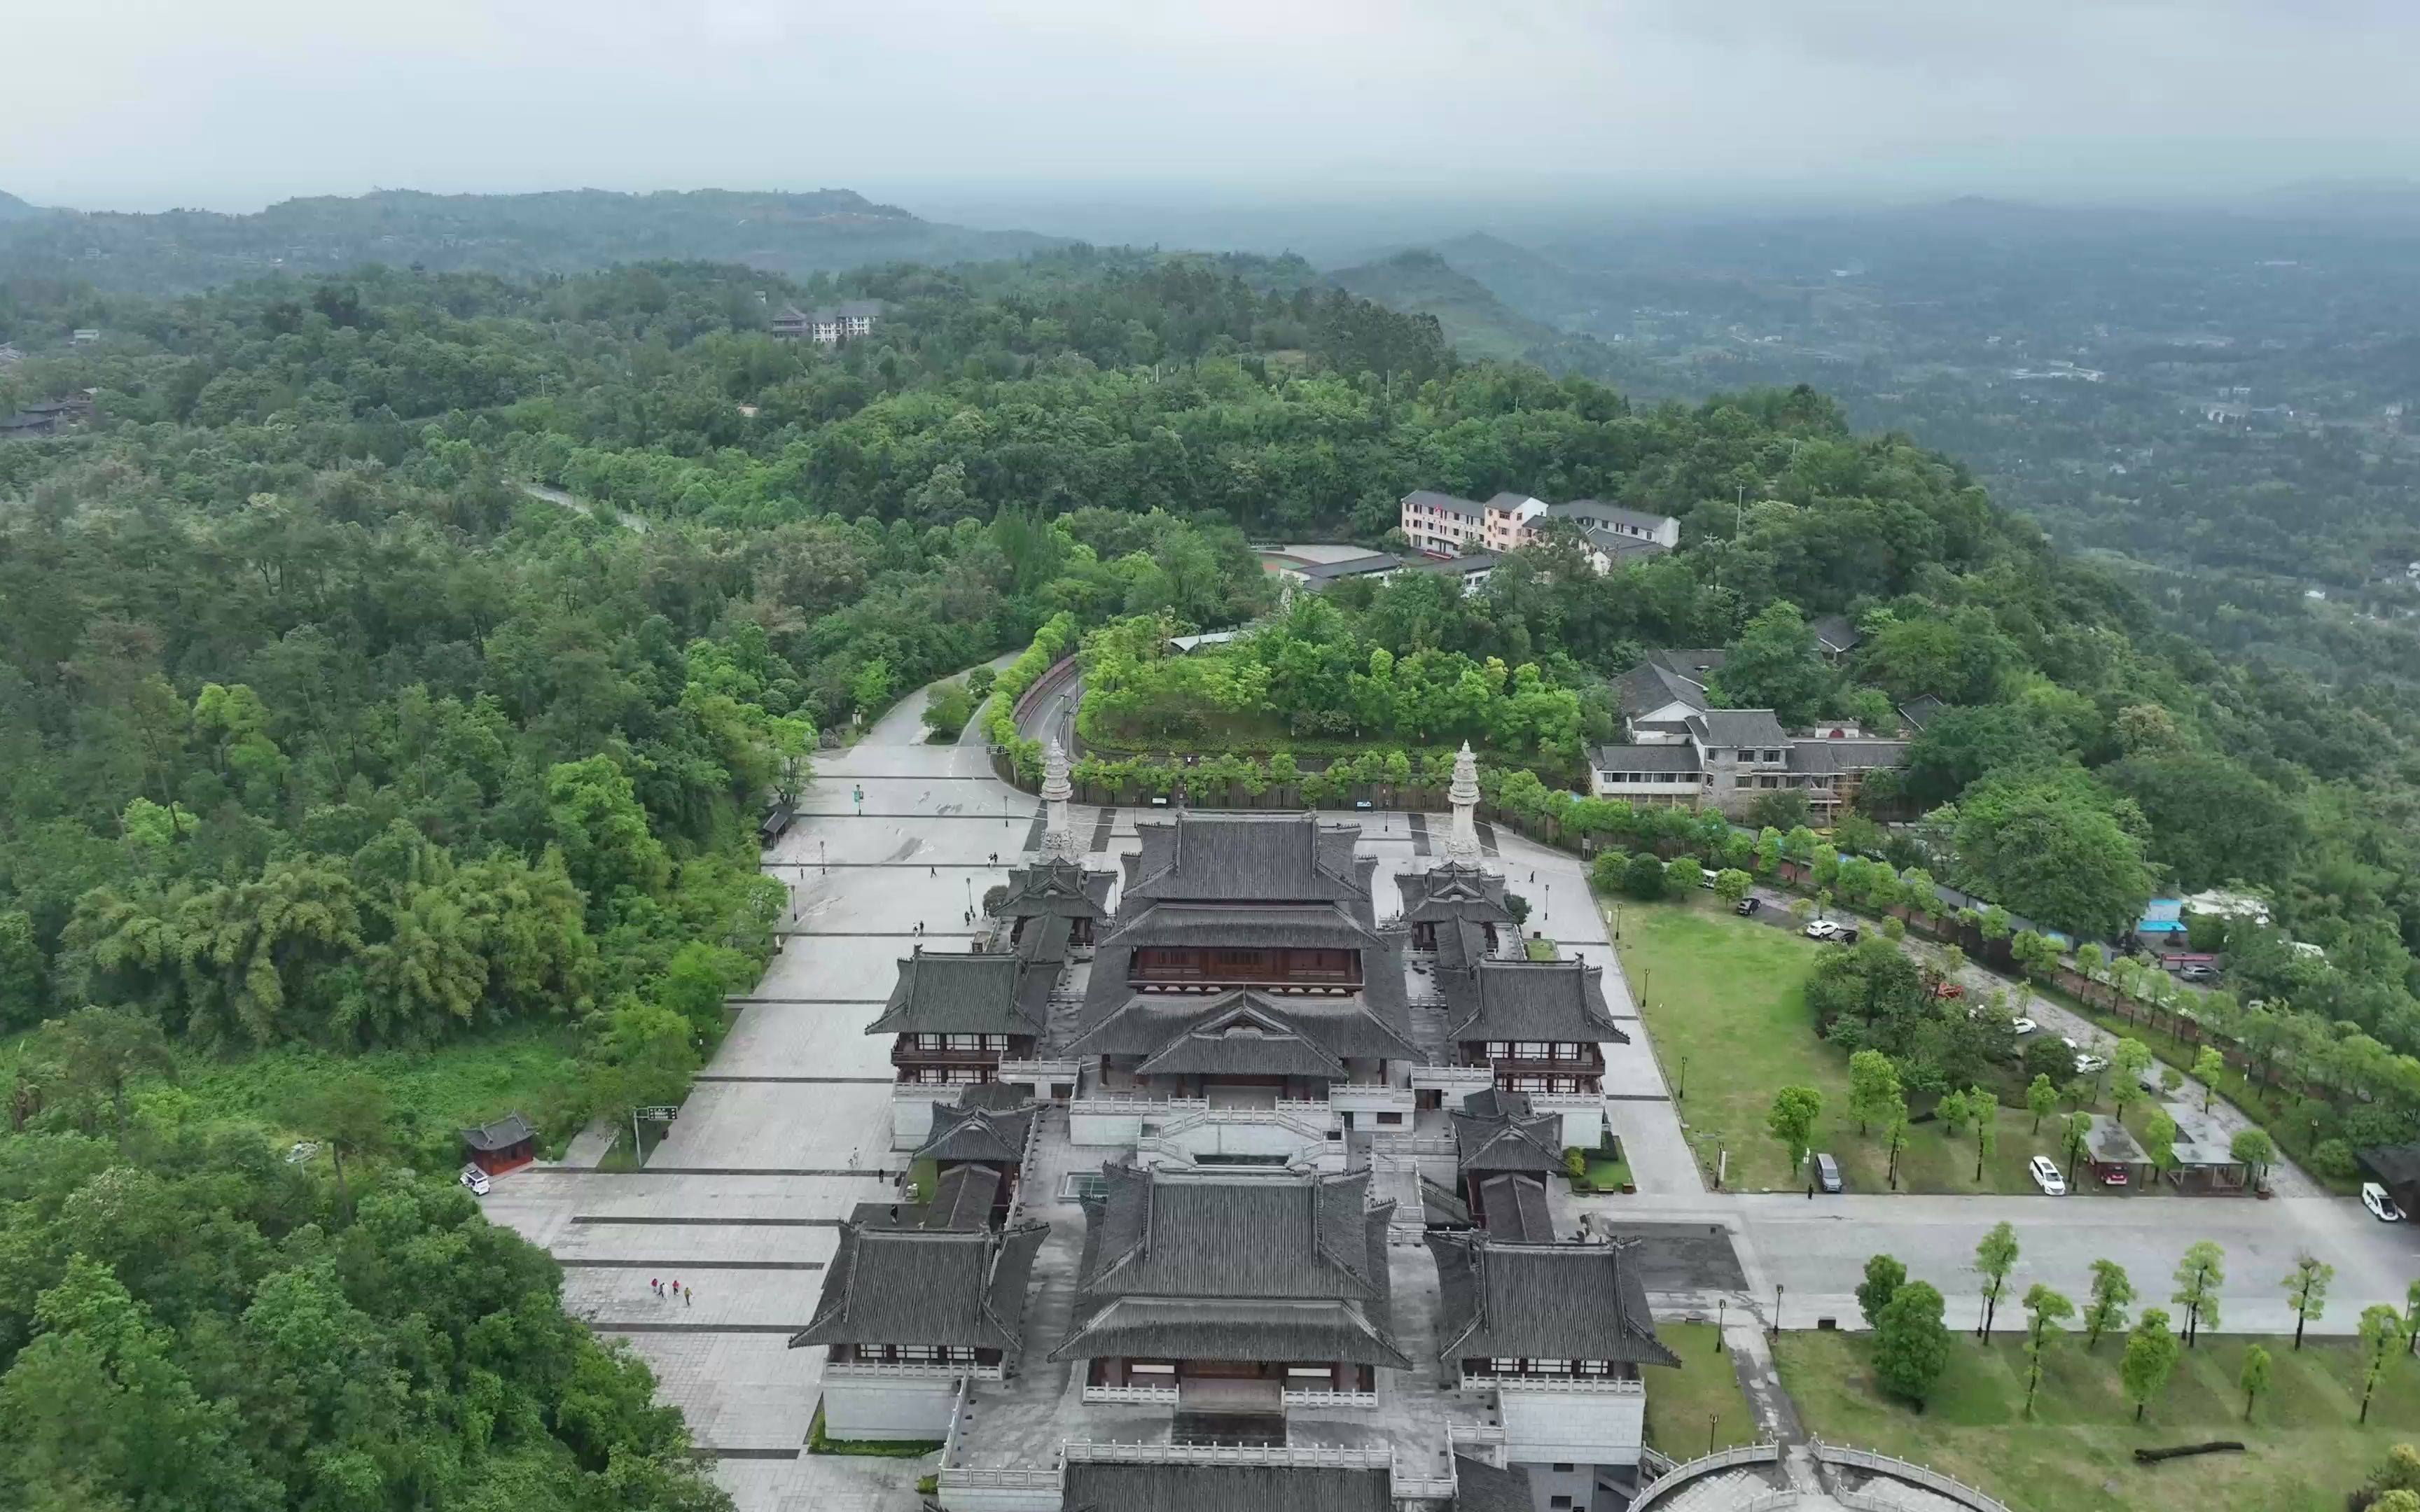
{"left": 1444, "top": 740, "right": 1484, "bottom": 869}
{"left": 1039, "top": 737, "right": 1078, "bottom": 859}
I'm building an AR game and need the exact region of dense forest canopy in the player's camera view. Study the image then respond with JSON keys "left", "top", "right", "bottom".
{"left": 4, "top": 239, "right": 2420, "bottom": 1508}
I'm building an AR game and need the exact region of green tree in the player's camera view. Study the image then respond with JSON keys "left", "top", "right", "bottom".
{"left": 2121, "top": 1308, "right": 2181, "bottom": 1421}
{"left": 285, "top": 1071, "right": 393, "bottom": 1215}
{"left": 545, "top": 754, "right": 672, "bottom": 915}
{"left": 2142, "top": 1108, "right": 2178, "bottom": 1177}
{"left": 27, "top": 1005, "right": 177, "bottom": 1136}
{"left": 1871, "top": 1280, "right": 1953, "bottom": 1408}
{"left": 1847, "top": 1049, "right": 1902, "bottom": 1136}
{"left": 2358, "top": 1303, "right": 2408, "bottom": 1423}
{"left": 1857, "top": 1254, "right": 1909, "bottom": 1329}
{"left": 2026, "top": 1072, "right": 2059, "bottom": 1133}
{"left": 2111, "top": 1037, "right": 2155, "bottom": 1095}
{"left": 2230, "top": 1127, "right": 2272, "bottom": 1193}
{"left": 2192, "top": 1045, "right": 2226, "bottom": 1111}
{"left": 1767, "top": 1085, "right": 1823, "bottom": 1174}
{"left": 1970, "top": 1086, "right": 1999, "bottom": 1182}
{"left": 1714, "top": 601, "right": 1833, "bottom": 727}
{"left": 0, "top": 1258, "right": 280, "bottom": 1512}
{"left": 0, "top": 909, "right": 46, "bottom": 1031}
{"left": 2172, "top": 1240, "right": 2225, "bottom": 1348}
{"left": 2083, "top": 1259, "right": 2134, "bottom": 1350}
{"left": 1664, "top": 856, "right": 1704, "bottom": 895}
{"left": 2283, "top": 1254, "right": 2332, "bottom": 1351}
{"left": 1712, "top": 868, "right": 1753, "bottom": 909}
{"left": 1623, "top": 851, "right": 1667, "bottom": 901}
{"left": 2021, "top": 1283, "right": 2075, "bottom": 1415}
{"left": 2238, "top": 1341, "right": 2272, "bottom": 1420}
{"left": 920, "top": 678, "right": 975, "bottom": 741}
{"left": 1974, "top": 1222, "right": 2020, "bottom": 1341}
{"left": 1949, "top": 771, "right": 2153, "bottom": 939}
{"left": 2061, "top": 1110, "right": 2095, "bottom": 1187}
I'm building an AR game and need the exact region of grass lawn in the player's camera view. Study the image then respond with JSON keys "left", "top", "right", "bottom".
{"left": 148, "top": 1023, "right": 585, "bottom": 1164}
{"left": 1582, "top": 1154, "right": 1633, "bottom": 1192}
{"left": 1643, "top": 1322, "right": 1762, "bottom": 1459}
{"left": 1613, "top": 900, "right": 2073, "bottom": 1194}
{"left": 1776, "top": 1329, "right": 2420, "bottom": 1512}
{"left": 1525, "top": 937, "right": 1559, "bottom": 960}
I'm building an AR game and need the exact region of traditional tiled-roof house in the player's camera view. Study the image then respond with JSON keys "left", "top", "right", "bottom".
{"left": 1052, "top": 1162, "right": 1406, "bottom": 1415}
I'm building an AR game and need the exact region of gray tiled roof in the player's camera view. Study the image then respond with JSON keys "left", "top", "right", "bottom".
{"left": 1064, "top": 987, "right": 1419, "bottom": 1065}
{"left": 1484, "top": 490, "right": 1545, "bottom": 512}
{"left": 1616, "top": 650, "right": 1725, "bottom": 718}
{"left": 1073, "top": 1163, "right": 1390, "bottom": 1301}
{"left": 1452, "top": 1104, "right": 1564, "bottom": 1174}
{"left": 1056, "top": 1163, "right": 1405, "bottom": 1367}
{"left": 915, "top": 1101, "right": 1036, "bottom": 1165}
{"left": 460, "top": 1112, "right": 534, "bottom": 1152}
{"left": 1896, "top": 694, "right": 1948, "bottom": 732}
{"left": 1452, "top": 1456, "right": 1540, "bottom": 1512}
{"left": 1427, "top": 1233, "right": 1678, "bottom": 1368}
{"left": 1576, "top": 522, "right": 1670, "bottom": 559}
{"left": 791, "top": 1220, "right": 1046, "bottom": 1351}
{"left": 1443, "top": 960, "right": 1627, "bottom": 1045}
{"left": 1688, "top": 709, "right": 1789, "bottom": 749}
{"left": 1550, "top": 498, "right": 1676, "bottom": 533}
{"left": 1402, "top": 489, "right": 1484, "bottom": 516}
{"left": 990, "top": 859, "right": 1111, "bottom": 921}
{"left": 1132, "top": 1000, "right": 1350, "bottom": 1082}
{"left": 1809, "top": 614, "right": 1861, "bottom": 653}
{"left": 864, "top": 950, "right": 1048, "bottom": 1037}
{"left": 1064, "top": 1462, "right": 1392, "bottom": 1512}
{"left": 1393, "top": 550, "right": 1501, "bottom": 577}
{"left": 1126, "top": 813, "right": 1370, "bottom": 904}
{"left": 1397, "top": 862, "right": 1512, "bottom": 925}
{"left": 926, "top": 1163, "right": 1005, "bottom": 1228}
{"left": 1590, "top": 743, "right": 1705, "bottom": 776}
{"left": 1297, "top": 552, "right": 1404, "bottom": 582}
{"left": 1104, "top": 901, "right": 1377, "bottom": 951}
{"left": 1786, "top": 740, "right": 1909, "bottom": 774}
{"left": 1477, "top": 1173, "right": 1554, "bottom": 1242}
{"left": 1052, "top": 1295, "right": 1409, "bottom": 1369}
{"left": 956, "top": 1080, "right": 1040, "bottom": 1113}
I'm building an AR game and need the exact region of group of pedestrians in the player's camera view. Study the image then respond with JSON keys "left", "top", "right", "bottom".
{"left": 651, "top": 1277, "right": 693, "bottom": 1306}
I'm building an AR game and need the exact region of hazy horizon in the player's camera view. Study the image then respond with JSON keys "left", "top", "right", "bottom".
{"left": 8, "top": 0, "right": 2417, "bottom": 218}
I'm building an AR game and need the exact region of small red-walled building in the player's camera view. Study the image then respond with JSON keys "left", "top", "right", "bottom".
{"left": 461, "top": 1112, "right": 536, "bottom": 1175}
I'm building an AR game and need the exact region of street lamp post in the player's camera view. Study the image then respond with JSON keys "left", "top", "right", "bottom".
{"left": 1706, "top": 1411, "right": 1718, "bottom": 1457}
{"left": 1715, "top": 1296, "right": 1727, "bottom": 1349}
{"left": 1772, "top": 1284, "right": 1784, "bottom": 1338}
{"left": 1676, "top": 1056, "right": 1688, "bottom": 1103}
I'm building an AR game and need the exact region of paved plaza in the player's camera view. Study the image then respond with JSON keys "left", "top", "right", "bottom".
{"left": 475, "top": 678, "right": 2420, "bottom": 1512}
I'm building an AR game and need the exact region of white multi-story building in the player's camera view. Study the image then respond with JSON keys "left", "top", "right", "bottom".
{"left": 1398, "top": 491, "right": 1681, "bottom": 571}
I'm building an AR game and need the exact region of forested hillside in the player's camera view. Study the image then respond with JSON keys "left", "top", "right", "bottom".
{"left": 4, "top": 246, "right": 2420, "bottom": 1505}
{"left": 0, "top": 187, "right": 1061, "bottom": 292}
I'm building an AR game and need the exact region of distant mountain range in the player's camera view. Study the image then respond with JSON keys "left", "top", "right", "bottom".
{"left": 1325, "top": 244, "right": 1685, "bottom": 395}
{"left": 0, "top": 186, "right": 1064, "bottom": 290}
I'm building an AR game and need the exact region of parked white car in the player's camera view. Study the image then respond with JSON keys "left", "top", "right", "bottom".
{"left": 2364, "top": 1182, "right": 2405, "bottom": 1222}
{"left": 459, "top": 1165, "right": 492, "bottom": 1196}
{"left": 2029, "top": 1155, "right": 2067, "bottom": 1196}
{"left": 2075, "top": 1054, "right": 2110, "bottom": 1075}
{"left": 2010, "top": 1017, "right": 2038, "bottom": 1037}
{"left": 1803, "top": 918, "right": 1844, "bottom": 941}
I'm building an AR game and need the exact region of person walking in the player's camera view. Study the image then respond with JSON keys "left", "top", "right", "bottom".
{"left": 683, "top": 1283, "right": 692, "bottom": 1308}
{"left": 651, "top": 1278, "right": 661, "bottom": 1296}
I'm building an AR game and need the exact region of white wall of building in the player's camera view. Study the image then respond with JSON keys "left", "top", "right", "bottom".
{"left": 1500, "top": 1385, "right": 1646, "bottom": 1466}
{"left": 821, "top": 1377, "right": 961, "bottom": 1440}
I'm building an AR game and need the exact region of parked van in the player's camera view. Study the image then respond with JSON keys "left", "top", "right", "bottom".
{"left": 1814, "top": 1153, "right": 1843, "bottom": 1193}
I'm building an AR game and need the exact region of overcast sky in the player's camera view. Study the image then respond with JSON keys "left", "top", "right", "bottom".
{"left": 8, "top": 0, "right": 2417, "bottom": 214}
